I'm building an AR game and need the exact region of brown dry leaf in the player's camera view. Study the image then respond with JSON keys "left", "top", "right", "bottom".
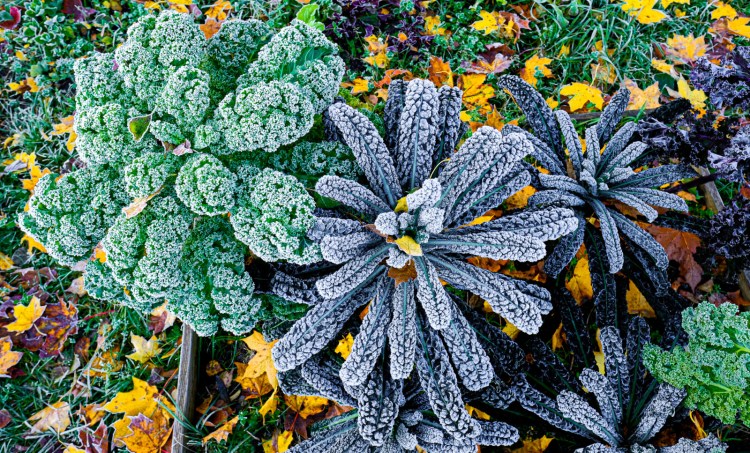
{"left": 123, "top": 189, "right": 161, "bottom": 219}
{"left": 5, "top": 296, "right": 44, "bottom": 333}
{"left": 65, "top": 277, "right": 87, "bottom": 297}
{"left": 0, "top": 410, "right": 11, "bottom": 428}
{"left": 148, "top": 302, "right": 176, "bottom": 334}
{"left": 200, "top": 17, "right": 222, "bottom": 38}
{"left": 0, "top": 336, "right": 23, "bottom": 377}
{"left": 235, "top": 361, "right": 275, "bottom": 398}
{"left": 387, "top": 259, "right": 417, "bottom": 286}
{"left": 427, "top": 56, "right": 453, "bottom": 87}
{"left": 565, "top": 258, "right": 593, "bottom": 303}
{"left": 206, "top": 359, "right": 223, "bottom": 377}
{"left": 29, "top": 401, "right": 71, "bottom": 434}
{"left": 203, "top": 415, "right": 239, "bottom": 446}
{"left": 646, "top": 224, "right": 703, "bottom": 290}
{"left": 626, "top": 280, "right": 656, "bottom": 318}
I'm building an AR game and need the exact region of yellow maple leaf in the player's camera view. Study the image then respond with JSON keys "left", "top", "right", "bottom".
{"left": 502, "top": 319, "right": 520, "bottom": 339}
{"left": 0, "top": 252, "right": 13, "bottom": 271}
{"left": 263, "top": 430, "right": 293, "bottom": 453}
{"left": 551, "top": 322, "right": 565, "bottom": 351}
{"left": 335, "top": 333, "right": 354, "bottom": 359}
{"left": 363, "top": 35, "right": 389, "bottom": 68}
{"left": 8, "top": 77, "right": 39, "bottom": 94}
{"left": 620, "top": 0, "right": 668, "bottom": 24}
{"left": 520, "top": 54, "right": 553, "bottom": 88}
{"left": 0, "top": 336, "right": 23, "bottom": 377}
{"left": 626, "top": 280, "right": 656, "bottom": 317}
{"left": 623, "top": 79, "right": 662, "bottom": 110}
{"left": 424, "top": 16, "right": 446, "bottom": 36}
{"left": 22, "top": 234, "right": 46, "bottom": 254}
{"left": 5, "top": 296, "right": 44, "bottom": 333}
{"left": 465, "top": 404, "right": 491, "bottom": 420}
{"left": 50, "top": 115, "right": 77, "bottom": 152}
{"left": 394, "top": 235, "right": 423, "bottom": 256}
{"left": 711, "top": 1, "right": 737, "bottom": 19}
{"left": 661, "top": 0, "right": 689, "bottom": 7}
{"left": 22, "top": 164, "right": 51, "bottom": 192}
{"left": 728, "top": 17, "right": 750, "bottom": 38}
{"left": 284, "top": 394, "right": 329, "bottom": 418}
{"left": 103, "top": 377, "right": 173, "bottom": 418}
{"left": 427, "top": 56, "right": 453, "bottom": 88}
{"left": 459, "top": 73, "right": 495, "bottom": 114}
{"left": 85, "top": 348, "right": 124, "bottom": 378}
{"left": 559, "top": 44, "right": 571, "bottom": 56}
{"left": 668, "top": 78, "right": 707, "bottom": 111}
{"left": 666, "top": 34, "right": 708, "bottom": 63}
{"left": 126, "top": 334, "right": 162, "bottom": 364}
{"left": 29, "top": 402, "right": 71, "bottom": 434}
{"left": 505, "top": 185, "right": 537, "bottom": 210}
{"left": 591, "top": 60, "right": 617, "bottom": 85}
{"left": 511, "top": 435, "right": 554, "bottom": 452}
{"left": 241, "top": 331, "right": 279, "bottom": 390}
{"left": 472, "top": 10, "right": 505, "bottom": 35}
{"left": 565, "top": 257, "right": 593, "bottom": 303}
{"left": 112, "top": 408, "right": 172, "bottom": 453}
{"left": 560, "top": 83, "right": 604, "bottom": 112}
{"left": 342, "top": 78, "right": 370, "bottom": 95}
{"left": 651, "top": 58, "right": 675, "bottom": 75}
{"left": 63, "top": 446, "right": 85, "bottom": 453}
{"left": 203, "top": 415, "right": 239, "bottom": 445}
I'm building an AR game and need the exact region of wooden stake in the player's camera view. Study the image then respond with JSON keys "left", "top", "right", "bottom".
{"left": 171, "top": 325, "right": 200, "bottom": 453}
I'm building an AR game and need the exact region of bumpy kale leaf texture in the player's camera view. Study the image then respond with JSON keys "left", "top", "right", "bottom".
{"left": 645, "top": 302, "right": 750, "bottom": 427}
{"left": 515, "top": 317, "right": 727, "bottom": 452}
{"left": 496, "top": 75, "right": 696, "bottom": 287}
{"left": 691, "top": 46, "right": 750, "bottom": 111}
{"left": 270, "top": 78, "right": 579, "bottom": 446}
{"left": 18, "top": 11, "right": 345, "bottom": 336}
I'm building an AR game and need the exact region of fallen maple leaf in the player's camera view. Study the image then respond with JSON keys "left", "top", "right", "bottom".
{"left": 5, "top": 296, "right": 44, "bottom": 333}
{"left": 472, "top": 10, "right": 505, "bottom": 35}
{"left": 284, "top": 395, "right": 329, "bottom": 419}
{"left": 560, "top": 83, "right": 604, "bottom": 112}
{"left": 620, "top": 0, "right": 668, "bottom": 24}
{"left": 0, "top": 253, "right": 13, "bottom": 271}
{"left": 666, "top": 34, "right": 708, "bottom": 64}
{"left": 566, "top": 257, "right": 593, "bottom": 303}
{"left": 667, "top": 78, "right": 707, "bottom": 111}
{"left": 236, "top": 331, "right": 278, "bottom": 398}
{"left": 341, "top": 78, "right": 370, "bottom": 94}
{"left": 511, "top": 435, "right": 554, "bottom": 452}
{"left": 646, "top": 224, "right": 703, "bottom": 290}
{"left": 113, "top": 410, "right": 172, "bottom": 453}
{"left": 626, "top": 280, "right": 656, "bottom": 317}
{"left": 21, "top": 234, "right": 46, "bottom": 254}
{"left": 126, "top": 334, "right": 162, "bottom": 364}
{"left": 459, "top": 74, "right": 495, "bottom": 114}
{"left": 103, "top": 377, "right": 173, "bottom": 418}
{"left": 263, "top": 429, "right": 293, "bottom": 453}
{"left": 727, "top": 17, "right": 750, "bottom": 38}
{"left": 29, "top": 401, "right": 71, "bottom": 434}
{"left": 623, "top": 78, "right": 662, "bottom": 110}
{"left": 363, "top": 35, "right": 389, "bottom": 68}
{"left": 520, "top": 53, "right": 553, "bottom": 87}
{"left": 427, "top": 56, "right": 453, "bottom": 87}
{"left": 0, "top": 336, "right": 22, "bottom": 377}
{"left": 711, "top": 1, "right": 737, "bottom": 20}
{"left": 203, "top": 415, "right": 239, "bottom": 446}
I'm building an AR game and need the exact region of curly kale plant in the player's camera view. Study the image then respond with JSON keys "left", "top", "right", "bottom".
{"left": 497, "top": 76, "right": 695, "bottom": 287}
{"left": 691, "top": 46, "right": 750, "bottom": 111}
{"left": 277, "top": 351, "right": 519, "bottom": 451}
{"left": 270, "top": 78, "right": 579, "bottom": 443}
{"left": 516, "top": 317, "right": 727, "bottom": 452}
{"left": 644, "top": 302, "right": 750, "bottom": 427}
{"left": 18, "top": 11, "right": 345, "bottom": 336}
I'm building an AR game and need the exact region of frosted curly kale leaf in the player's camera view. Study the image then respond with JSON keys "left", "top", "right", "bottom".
{"left": 498, "top": 75, "right": 696, "bottom": 279}
{"left": 20, "top": 11, "right": 348, "bottom": 338}
{"left": 272, "top": 78, "right": 578, "bottom": 446}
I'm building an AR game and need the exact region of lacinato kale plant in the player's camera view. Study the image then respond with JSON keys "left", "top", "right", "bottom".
{"left": 270, "top": 78, "right": 580, "bottom": 444}
{"left": 277, "top": 351, "right": 519, "bottom": 451}
{"left": 645, "top": 302, "right": 750, "bottom": 427}
{"left": 515, "top": 317, "right": 727, "bottom": 452}
{"left": 18, "top": 11, "right": 345, "bottom": 336}
{"left": 496, "top": 76, "right": 696, "bottom": 291}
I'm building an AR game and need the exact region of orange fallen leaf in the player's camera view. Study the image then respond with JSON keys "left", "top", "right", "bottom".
{"left": 113, "top": 410, "right": 172, "bottom": 453}
{"left": 203, "top": 415, "right": 239, "bottom": 445}
{"left": 0, "top": 336, "right": 23, "bottom": 377}
{"left": 427, "top": 56, "right": 453, "bottom": 87}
